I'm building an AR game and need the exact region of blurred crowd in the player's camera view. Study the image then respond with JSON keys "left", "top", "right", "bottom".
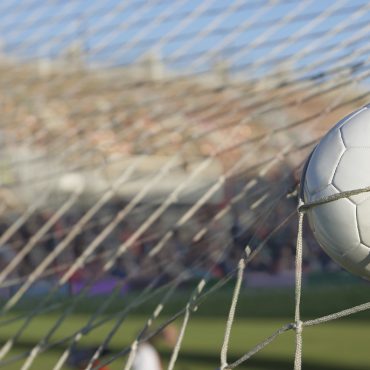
{"left": 0, "top": 189, "right": 340, "bottom": 298}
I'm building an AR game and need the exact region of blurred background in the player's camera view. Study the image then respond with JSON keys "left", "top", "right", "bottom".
{"left": 0, "top": 1, "right": 370, "bottom": 369}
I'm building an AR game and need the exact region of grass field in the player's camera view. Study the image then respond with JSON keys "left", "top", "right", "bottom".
{"left": 1, "top": 280, "right": 370, "bottom": 370}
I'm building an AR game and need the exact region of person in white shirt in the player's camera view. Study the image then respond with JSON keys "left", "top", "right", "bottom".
{"left": 132, "top": 342, "right": 162, "bottom": 370}
{"left": 132, "top": 324, "right": 178, "bottom": 370}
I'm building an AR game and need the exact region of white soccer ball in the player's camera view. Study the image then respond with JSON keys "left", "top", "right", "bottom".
{"left": 302, "top": 105, "right": 370, "bottom": 279}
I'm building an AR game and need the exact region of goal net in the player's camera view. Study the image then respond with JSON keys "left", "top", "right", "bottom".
{"left": 0, "top": 1, "right": 370, "bottom": 369}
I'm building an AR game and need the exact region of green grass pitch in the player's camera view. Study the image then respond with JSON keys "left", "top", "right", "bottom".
{"left": 1, "top": 281, "right": 369, "bottom": 369}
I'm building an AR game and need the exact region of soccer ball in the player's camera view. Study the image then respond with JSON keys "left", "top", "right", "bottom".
{"left": 302, "top": 104, "right": 370, "bottom": 279}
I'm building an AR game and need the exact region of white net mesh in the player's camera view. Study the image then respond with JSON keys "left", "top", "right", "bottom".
{"left": 0, "top": 1, "right": 370, "bottom": 369}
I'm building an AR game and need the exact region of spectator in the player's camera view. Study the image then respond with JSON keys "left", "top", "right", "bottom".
{"left": 133, "top": 325, "right": 178, "bottom": 370}
{"left": 67, "top": 347, "right": 111, "bottom": 370}
{"left": 132, "top": 342, "right": 162, "bottom": 370}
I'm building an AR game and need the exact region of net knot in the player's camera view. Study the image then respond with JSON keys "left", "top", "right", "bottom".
{"left": 294, "top": 320, "right": 303, "bottom": 334}
{"left": 297, "top": 199, "right": 306, "bottom": 214}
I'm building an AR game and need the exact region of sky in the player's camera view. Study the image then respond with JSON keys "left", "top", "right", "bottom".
{"left": 0, "top": 0, "right": 369, "bottom": 81}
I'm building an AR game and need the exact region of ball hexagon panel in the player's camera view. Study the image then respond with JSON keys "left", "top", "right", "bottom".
{"left": 307, "top": 183, "right": 339, "bottom": 203}
{"left": 307, "top": 197, "right": 359, "bottom": 257}
{"left": 356, "top": 198, "right": 370, "bottom": 247}
{"left": 332, "top": 148, "right": 370, "bottom": 205}
{"left": 321, "top": 243, "right": 370, "bottom": 279}
{"left": 332, "top": 106, "right": 367, "bottom": 132}
{"left": 340, "top": 107, "right": 370, "bottom": 148}
{"left": 303, "top": 181, "right": 339, "bottom": 244}
{"left": 305, "top": 128, "right": 345, "bottom": 195}
{"left": 341, "top": 243, "right": 370, "bottom": 278}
